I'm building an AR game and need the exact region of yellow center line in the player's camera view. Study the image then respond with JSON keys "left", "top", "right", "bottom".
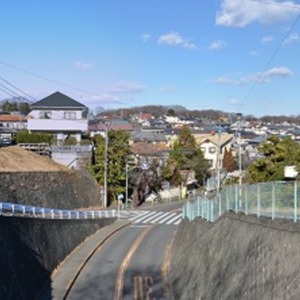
{"left": 114, "top": 226, "right": 153, "bottom": 300}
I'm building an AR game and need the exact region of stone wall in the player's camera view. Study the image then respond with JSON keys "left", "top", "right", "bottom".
{"left": 170, "top": 212, "right": 300, "bottom": 299}
{"left": 0, "top": 216, "right": 115, "bottom": 300}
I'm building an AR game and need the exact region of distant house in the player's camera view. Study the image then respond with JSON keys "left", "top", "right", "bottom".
{"left": 196, "top": 133, "right": 233, "bottom": 169}
{"left": 27, "top": 91, "right": 88, "bottom": 143}
{"left": 89, "top": 120, "right": 135, "bottom": 138}
{"left": 132, "top": 113, "right": 154, "bottom": 125}
{"left": 0, "top": 114, "right": 27, "bottom": 130}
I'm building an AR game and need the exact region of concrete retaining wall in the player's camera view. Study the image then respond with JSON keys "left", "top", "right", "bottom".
{"left": 170, "top": 212, "right": 300, "bottom": 299}
{"left": 0, "top": 216, "right": 115, "bottom": 300}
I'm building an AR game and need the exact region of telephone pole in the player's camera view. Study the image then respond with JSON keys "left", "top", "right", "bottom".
{"left": 103, "top": 123, "right": 108, "bottom": 208}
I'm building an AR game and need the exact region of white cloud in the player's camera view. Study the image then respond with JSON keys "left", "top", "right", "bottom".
{"left": 229, "top": 98, "right": 242, "bottom": 105}
{"left": 106, "top": 81, "right": 146, "bottom": 94}
{"left": 208, "top": 40, "right": 228, "bottom": 50}
{"left": 158, "top": 32, "right": 197, "bottom": 49}
{"left": 213, "top": 66, "right": 293, "bottom": 85}
{"left": 215, "top": 76, "right": 234, "bottom": 85}
{"left": 74, "top": 61, "right": 93, "bottom": 70}
{"left": 141, "top": 33, "right": 151, "bottom": 42}
{"left": 216, "top": 0, "right": 300, "bottom": 27}
{"left": 283, "top": 32, "right": 300, "bottom": 44}
{"left": 261, "top": 36, "right": 274, "bottom": 44}
{"left": 160, "top": 86, "right": 175, "bottom": 92}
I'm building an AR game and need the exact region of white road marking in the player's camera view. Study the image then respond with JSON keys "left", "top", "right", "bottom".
{"left": 149, "top": 212, "right": 171, "bottom": 223}
{"left": 158, "top": 213, "right": 177, "bottom": 224}
{"left": 142, "top": 211, "right": 164, "bottom": 223}
{"left": 132, "top": 211, "right": 157, "bottom": 223}
{"left": 166, "top": 214, "right": 182, "bottom": 224}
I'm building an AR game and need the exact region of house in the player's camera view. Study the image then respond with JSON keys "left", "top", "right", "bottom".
{"left": 89, "top": 120, "right": 135, "bottom": 138}
{"left": 27, "top": 91, "right": 88, "bottom": 143}
{"left": 196, "top": 133, "right": 233, "bottom": 170}
{"left": 0, "top": 114, "right": 27, "bottom": 130}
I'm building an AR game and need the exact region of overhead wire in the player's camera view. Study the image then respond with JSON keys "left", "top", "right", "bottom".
{"left": 0, "top": 76, "right": 36, "bottom": 101}
{"left": 237, "top": 3, "right": 300, "bottom": 112}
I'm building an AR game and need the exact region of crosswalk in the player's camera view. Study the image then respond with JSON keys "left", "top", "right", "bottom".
{"left": 128, "top": 210, "right": 182, "bottom": 226}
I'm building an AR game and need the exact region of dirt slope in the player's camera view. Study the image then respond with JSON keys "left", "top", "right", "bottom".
{"left": 0, "top": 146, "right": 68, "bottom": 172}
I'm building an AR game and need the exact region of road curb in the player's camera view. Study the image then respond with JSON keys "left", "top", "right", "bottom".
{"left": 50, "top": 220, "right": 131, "bottom": 300}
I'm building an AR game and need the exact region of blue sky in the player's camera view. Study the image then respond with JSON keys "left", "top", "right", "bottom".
{"left": 1, "top": 0, "right": 300, "bottom": 117}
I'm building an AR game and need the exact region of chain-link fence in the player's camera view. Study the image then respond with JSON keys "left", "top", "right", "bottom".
{"left": 183, "top": 181, "right": 300, "bottom": 222}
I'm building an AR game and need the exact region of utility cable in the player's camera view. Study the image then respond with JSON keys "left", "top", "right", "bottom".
{"left": 237, "top": 10, "right": 300, "bottom": 112}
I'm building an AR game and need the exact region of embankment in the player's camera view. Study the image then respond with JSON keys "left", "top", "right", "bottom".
{"left": 170, "top": 212, "right": 300, "bottom": 299}
{"left": 0, "top": 168, "right": 101, "bottom": 209}
{"left": 0, "top": 216, "right": 115, "bottom": 300}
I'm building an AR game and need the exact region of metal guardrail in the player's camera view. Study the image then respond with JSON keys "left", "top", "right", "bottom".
{"left": 0, "top": 202, "right": 133, "bottom": 220}
{"left": 183, "top": 181, "right": 300, "bottom": 223}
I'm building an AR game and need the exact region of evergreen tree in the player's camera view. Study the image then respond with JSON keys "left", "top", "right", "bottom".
{"left": 248, "top": 136, "right": 300, "bottom": 182}
{"left": 89, "top": 129, "right": 131, "bottom": 205}
{"left": 162, "top": 126, "right": 210, "bottom": 185}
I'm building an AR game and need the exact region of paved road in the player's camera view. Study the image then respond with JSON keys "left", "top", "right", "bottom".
{"left": 53, "top": 201, "right": 184, "bottom": 300}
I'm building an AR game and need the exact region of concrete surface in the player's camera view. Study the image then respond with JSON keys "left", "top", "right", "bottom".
{"left": 170, "top": 212, "right": 300, "bottom": 300}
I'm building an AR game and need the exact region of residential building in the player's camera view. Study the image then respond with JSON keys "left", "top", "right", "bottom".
{"left": 196, "top": 133, "right": 233, "bottom": 170}
{"left": 27, "top": 91, "right": 88, "bottom": 143}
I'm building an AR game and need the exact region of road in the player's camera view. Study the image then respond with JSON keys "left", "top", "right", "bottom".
{"left": 60, "top": 201, "right": 184, "bottom": 300}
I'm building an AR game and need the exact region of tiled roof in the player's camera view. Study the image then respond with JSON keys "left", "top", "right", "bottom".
{"left": 89, "top": 123, "right": 135, "bottom": 131}
{"left": 196, "top": 133, "right": 233, "bottom": 147}
{"left": 32, "top": 91, "right": 86, "bottom": 109}
{"left": 0, "top": 115, "right": 26, "bottom": 122}
{"left": 130, "top": 142, "right": 171, "bottom": 156}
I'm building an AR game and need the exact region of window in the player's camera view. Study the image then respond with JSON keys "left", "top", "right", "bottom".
{"left": 209, "top": 147, "right": 216, "bottom": 154}
{"left": 64, "top": 112, "right": 76, "bottom": 119}
{"left": 39, "top": 111, "right": 51, "bottom": 119}
{"left": 200, "top": 147, "right": 206, "bottom": 153}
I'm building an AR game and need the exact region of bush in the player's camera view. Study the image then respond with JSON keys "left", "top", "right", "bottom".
{"left": 16, "top": 131, "right": 51, "bottom": 144}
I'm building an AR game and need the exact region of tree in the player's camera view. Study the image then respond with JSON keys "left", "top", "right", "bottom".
{"left": 248, "top": 136, "right": 300, "bottom": 182}
{"left": 89, "top": 129, "right": 131, "bottom": 206}
{"left": 223, "top": 148, "right": 235, "bottom": 172}
{"left": 162, "top": 126, "right": 210, "bottom": 186}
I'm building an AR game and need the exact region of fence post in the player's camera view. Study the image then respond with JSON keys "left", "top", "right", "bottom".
{"left": 211, "top": 200, "right": 214, "bottom": 222}
{"left": 12, "top": 204, "right": 15, "bottom": 216}
{"left": 42, "top": 208, "right": 45, "bottom": 218}
{"left": 197, "top": 197, "right": 200, "bottom": 217}
{"left": 226, "top": 187, "right": 230, "bottom": 211}
{"left": 294, "top": 180, "right": 298, "bottom": 223}
{"left": 32, "top": 206, "right": 36, "bottom": 218}
{"left": 257, "top": 183, "right": 261, "bottom": 218}
{"left": 272, "top": 182, "right": 275, "bottom": 220}
{"left": 219, "top": 193, "right": 222, "bottom": 217}
{"left": 245, "top": 188, "right": 248, "bottom": 215}
{"left": 235, "top": 184, "right": 238, "bottom": 213}
{"left": 51, "top": 209, "right": 54, "bottom": 219}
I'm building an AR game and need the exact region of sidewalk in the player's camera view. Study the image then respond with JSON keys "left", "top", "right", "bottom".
{"left": 50, "top": 219, "right": 131, "bottom": 300}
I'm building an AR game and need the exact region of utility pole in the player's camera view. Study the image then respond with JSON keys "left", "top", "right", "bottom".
{"left": 103, "top": 123, "right": 108, "bottom": 208}
{"left": 216, "top": 126, "right": 221, "bottom": 192}
{"left": 236, "top": 113, "right": 243, "bottom": 206}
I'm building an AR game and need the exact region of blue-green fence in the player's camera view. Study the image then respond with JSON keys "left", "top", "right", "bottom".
{"left": 183, "top": 181, "right": 300, "bottom": 222}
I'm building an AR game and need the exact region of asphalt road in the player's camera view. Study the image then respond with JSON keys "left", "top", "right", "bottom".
{"left": 65, "top": 201, "right": 184, "bottom": 300}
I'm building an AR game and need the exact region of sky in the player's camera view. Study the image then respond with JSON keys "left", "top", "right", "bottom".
{"left": 1, "top": 0, "right": 300, "bottom": 117}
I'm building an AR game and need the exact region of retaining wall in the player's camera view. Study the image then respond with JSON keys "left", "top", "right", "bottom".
{"left": 0, "top": 216, "right": 115, "bottom": 300}
{"left": 170, "top": 212, "right": 300, "bottom": 299}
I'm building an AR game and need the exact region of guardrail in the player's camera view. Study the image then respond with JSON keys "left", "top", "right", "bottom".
{"left": 0, "top": 202, "right": 132, "bottom": 220}
{"left": 183, "top": 180, "right": 300, "bottom": 223}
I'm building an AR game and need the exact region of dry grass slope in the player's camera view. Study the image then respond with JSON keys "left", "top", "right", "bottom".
{"left": 0, "top": 146, "right": 69, "bottom": 172}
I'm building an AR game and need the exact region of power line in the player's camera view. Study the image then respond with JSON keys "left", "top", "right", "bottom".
{"left": 238, "top": 9, "right": 300, "bottom": 112}
{"left": 0, "top": 76, "right": 36, "bottom": 101}
{"left": 0, "top": 60, "right": 99, "bottom": 97}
